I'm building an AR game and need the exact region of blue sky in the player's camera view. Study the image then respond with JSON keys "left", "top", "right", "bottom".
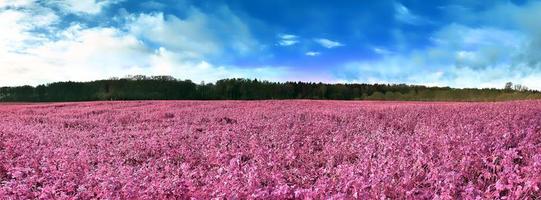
{"left": 1, "top": 0, "right": 541, "bottom": 89}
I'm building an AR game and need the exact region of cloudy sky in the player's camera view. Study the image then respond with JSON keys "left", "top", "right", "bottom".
{"left": 1, "top": 0, "right": 541, "bottom": 89}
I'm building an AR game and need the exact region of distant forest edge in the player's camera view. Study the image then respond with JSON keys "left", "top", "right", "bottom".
{"left": 1, "top": 75, "right": 539, "bottom": 102}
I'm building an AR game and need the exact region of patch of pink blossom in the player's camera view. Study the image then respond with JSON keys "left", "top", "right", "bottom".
{"left": 0, "top": 100, "right": 540, "bottom": 199}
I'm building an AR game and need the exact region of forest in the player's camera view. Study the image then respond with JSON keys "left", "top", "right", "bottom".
{"left": 0, "top": 75, "right": 539, "bottom": 102}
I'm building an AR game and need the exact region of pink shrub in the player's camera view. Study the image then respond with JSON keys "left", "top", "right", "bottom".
{"left": 0, "top": 100, "right": 540, "bottom": 199}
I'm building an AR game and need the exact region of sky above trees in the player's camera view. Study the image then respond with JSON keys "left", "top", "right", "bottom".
{"left": 1, "top": 0, "right": 541, "bottom": 89}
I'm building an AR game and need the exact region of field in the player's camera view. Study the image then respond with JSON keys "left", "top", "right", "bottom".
{"left": 0, "top": 100, "right": 540, "bottom": 199}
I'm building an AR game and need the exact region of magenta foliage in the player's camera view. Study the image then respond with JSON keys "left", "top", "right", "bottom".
{"left": 0, "top": 100, "right": 540, "bottom": 199}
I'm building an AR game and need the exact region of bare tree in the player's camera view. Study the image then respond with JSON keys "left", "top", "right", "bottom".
{"left": 513, "top": 84, "right": 529, "bottom": 92}
{"left": 505, "top": 82, "right": 513, "bottom": 91}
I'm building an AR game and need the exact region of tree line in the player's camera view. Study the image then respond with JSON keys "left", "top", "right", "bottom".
{"left": 0, "top": 75, "right": 539, "bottom": 102}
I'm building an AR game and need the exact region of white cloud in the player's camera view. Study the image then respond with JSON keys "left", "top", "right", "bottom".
{"left": 0, "top": 23, "right": 153, "bottom": 86}
{"left": 127, "top": 12, "right": 219, "bottom": 58}
{"left": 314, "top": 38, "right": 343, "bottom": 48}
{"left": 126, "top": 7, "right": 260, "bottom": 58}
{"left": 278, "top": 40, "right": 298, "bottom": 46}
{"left": 337, "top": 1, "right": 541, "bottom": 90}
{"left": 0, "top": 0, "right": 33, "bottom": 8}
{"left": 0, "top": 2, "right": 291, "bottom": 86}
{"left": 0, "top": 22, "right": 290, "bottom": 86}
{"left": 339, "top": 23, "right": 541, "bottom": 90}
{"left": 394, "top": 3, "right": 431, "bottom": 25}
{"left": 373, "top": 47, "right": 393, "bottom": 55}
{"left": 277, "top": 34, "right": 299, "bottom": 46}
{"left": 148, "top": 47, "right": 290, "bottom": 82}
{"left": 46, "top": 0, "right": 123, "bottom": 15}
{"left": 305, "top": 51, "right": 320, "bottom": 56}
{"left": 0, "top": 10, "right": 31, "bottom": 48}
{"left": 0, "top": 5, "right": 59, "bottom": 52}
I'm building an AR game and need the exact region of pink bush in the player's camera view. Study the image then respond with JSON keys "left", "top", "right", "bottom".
{"left": 0, "top": 100, "right": 540, "bottom": 199}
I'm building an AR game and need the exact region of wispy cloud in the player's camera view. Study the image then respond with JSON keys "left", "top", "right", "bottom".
{"left": 140, "top": 1, "right": 166, "bottom": 10}
{"left": 314, "top": 38, "right": 343, "bottom": 48}
{"left": 305, "top": 51, "right": 320, "bottom": 56}
{"left": 277, "top": 34, "right": 299, "bottom": 46}
{"left": 372, "top": 47, "right": 393, "bottom": 55}
{"left": 46, "top": 0, "right": 124, "bottom": 15}
{"left": 394, "top": 3, "right": 431, "bottom": 25}
{"left": 0, "top": 1, "right": 294, "bottom": 86}
{"left": 2, "top": 0, "right": 541, "bottom": 89}
{"left": 337, "top": 22, "right": 541, "bottom": 90}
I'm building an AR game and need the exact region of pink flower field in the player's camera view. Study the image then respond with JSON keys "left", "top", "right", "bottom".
{"left": 0, "top": 100, "right": 540, "bottom": 199}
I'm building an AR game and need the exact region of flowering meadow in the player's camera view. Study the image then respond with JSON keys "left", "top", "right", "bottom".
{"left": 0, "top": 100, "right": 540, "bottom": 199}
